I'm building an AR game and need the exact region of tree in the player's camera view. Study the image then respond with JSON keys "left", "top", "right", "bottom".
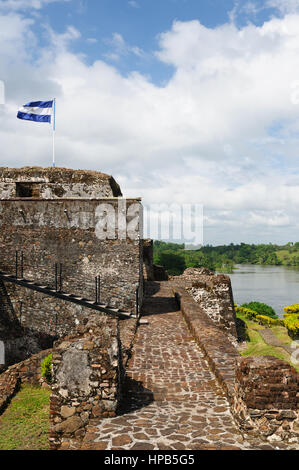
{"left": 156, "top": 251, "right": 186, "bottom": 276}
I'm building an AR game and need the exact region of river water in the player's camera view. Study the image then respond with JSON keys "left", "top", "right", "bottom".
{"left": 222, "top": 264, "right": 299, "bottom": 318}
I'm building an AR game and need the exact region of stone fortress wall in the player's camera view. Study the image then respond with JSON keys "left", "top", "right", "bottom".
{"left": 0, "top": 167, "right": 143, "bottom": 366}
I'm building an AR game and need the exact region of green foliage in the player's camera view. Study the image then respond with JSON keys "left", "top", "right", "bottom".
{"left": 283, "top": 314, "right": 299, "bottom": 339}
{"left": 283, "top": 304, "right": 299, "bottom": 314}
{"left": 256, "top": 315, "right": 278, "bottom": 328}
{"left": 235, "top": 305, "right": 282, "bottom": 327}
{"left": 241, "top": 301, "right": 278, "bottom": 319}
{"left": 152, "top": 240, "right": 299, "bottom": 275}
{"left": 235, "top": 305, "right": 258, "bottom": 321}
{"left": 41, "top": 353, "right": 52, "bottom": 384}
{"left": 155, "top": 250, "right": 186, "bottom": 275}
{"left": 153, "top": 240, "right": 235, "bottom": 275}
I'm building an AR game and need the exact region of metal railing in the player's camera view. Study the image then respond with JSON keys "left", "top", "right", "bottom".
{"left": 0, "top": 250, "right": 140, "bottom": 315}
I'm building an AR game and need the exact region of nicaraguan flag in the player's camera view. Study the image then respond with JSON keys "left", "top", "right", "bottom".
{"left": 17, "top": 100, "right": 53, "bottom": 123}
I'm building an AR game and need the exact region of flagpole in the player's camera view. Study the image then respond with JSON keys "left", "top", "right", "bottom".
{"left": 52, "top": 98, "right": 56, "bottom": 167}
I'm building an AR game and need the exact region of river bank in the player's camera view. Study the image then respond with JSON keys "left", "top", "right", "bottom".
{"left": 220, "top": 264, "right": 299, "bottom": 318}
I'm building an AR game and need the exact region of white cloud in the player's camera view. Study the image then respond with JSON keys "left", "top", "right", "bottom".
{"left": 0, "top": 0, "right": 71, "bottom": 11}
{"left": 86, "top": 37, "right": 97, "bottom": 44}
{"left": 266, "top": 0, "right": 299, "bottom": 14}
{"left": 1, "top": 12, "right": 299, "bottom": 243}
{"left": 128, "top": 1, "right": 139, "bottom": 8}
{"left": 104, "top": 32, "right": 144, "bottom": 61}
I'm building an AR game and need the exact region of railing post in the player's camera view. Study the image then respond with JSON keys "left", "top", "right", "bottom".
{"left": 59, "top": 263, "right": 63, "bottom": 292}
{"left": 55, "top": 263, "right": 63, "bottom": 292}
{"left": 55, "top": 263, "right": 58, "bottom": 292}
{"left": 136, "top": 285, "right": 139, "bottom": 317}
{"left": 95, "top": 276, "right": 100, "bottom": 304}
{"left": 20, "top": 251, "right": 24, "bottom": 279}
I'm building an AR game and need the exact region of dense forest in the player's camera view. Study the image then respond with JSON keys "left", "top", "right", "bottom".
{"left": 153, "top": 241, "right": 299, "bottom": 276}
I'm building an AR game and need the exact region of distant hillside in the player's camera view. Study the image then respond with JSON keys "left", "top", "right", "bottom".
{"left": 153, "top": 241, "right": 299, "bottom": 276}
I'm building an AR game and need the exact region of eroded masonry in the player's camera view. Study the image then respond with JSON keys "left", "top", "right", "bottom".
{"left": 0, "top": 167, "right": 298, "bottom": 451}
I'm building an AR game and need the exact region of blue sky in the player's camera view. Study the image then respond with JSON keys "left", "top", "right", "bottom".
{"left": 24, "top": 0, "right": 284, "bottom": 83}
{"left": 1, "top": 0, "right": 299, "bottom": 245}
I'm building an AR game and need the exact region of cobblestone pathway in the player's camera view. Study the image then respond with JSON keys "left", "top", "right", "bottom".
{"left": 81, "top": 282, "right": 293, "bottom": 451}
{"left": 259, "top": 329, "right": 293, "bottom": 355}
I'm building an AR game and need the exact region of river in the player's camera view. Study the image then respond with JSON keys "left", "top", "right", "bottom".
{"left": 222, "top": 264, "right": 299, "bottom": 318}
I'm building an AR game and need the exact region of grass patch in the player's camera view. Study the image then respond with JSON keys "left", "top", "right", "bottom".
{"left": 241, "top": 329, "right": 288, "bottom": 361}
{"left": 0, "top": 384, "right": 51, "bottom": 450}
{"left": 271, "top": 325, "right": 293, "bottom": 346}
{"left": 236, "top": 312, "right": 299, "bottom": 372}
{"left": 236, "top": 310, "right": 263, "bottom": 330}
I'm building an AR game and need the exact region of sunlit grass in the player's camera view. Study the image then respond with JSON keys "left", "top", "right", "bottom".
{"left": 0, "top": 385, "right": 50, "bottom": 450}
{"left": 236, "top": 312, "right": 299, "bottom": 372}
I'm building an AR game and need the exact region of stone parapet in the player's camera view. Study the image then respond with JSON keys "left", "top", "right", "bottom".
{"left": 173, "top": 285, "right": 239, "bottom": 399}
{"left": 49, "top": 314, "right": 122, "bottom": 450}
{"left": 175, "top": 268, "right": 238, "bottom": 338}
{"left": 232, "top": 356, "right": 299, "bottom": 441}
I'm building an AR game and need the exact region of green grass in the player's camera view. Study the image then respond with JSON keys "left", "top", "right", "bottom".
{"left": 237, "top": 312, "right": 299, "bottom": 372}
{"left": 0, "top": 385, "right": 51, "bottom": 450}
{"left": 271, "top": 325, "right": 293, "bottom": 346}
{"left": 236, "top": 310, "right": 263, "bottom": 330}
{"left": 276, "top": 249, "right": 299, "bottom": 264}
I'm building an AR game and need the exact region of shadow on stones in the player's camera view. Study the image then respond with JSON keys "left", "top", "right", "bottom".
{"left": 141, "top": 282, "right": 179, "bottom": 317}
{"left": 141, "top": 297, "right": 179, "bottom": 316}
{"left": 144, "top": 282, "right": 161, "bottom": 296}
{"left": 117, "top": 376, "right": 154, "bottom": 415}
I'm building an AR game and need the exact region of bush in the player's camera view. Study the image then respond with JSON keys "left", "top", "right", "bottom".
{"left": 256, "top": 315, "right": 277, "bottom": 328}
{"left": 155, "top": 251, "right": 186, "bottom": 276}
{"left": 241, "top": 302, "right": 278, "bottom": 319}
{"left": 41, "top": 354, "right": 52, "bottom": 384}
{"left": 235, "top": 305, "right": 258, "bottom": 320}
{"left": 283, "top": 314, "right": 299, "bottom": 339}
{"left": 283, "top": 304, "right": 299, "bottom": 315}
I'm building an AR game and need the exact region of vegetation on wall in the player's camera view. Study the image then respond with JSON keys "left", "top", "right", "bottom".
{"left": 41, "top": 353, "right": 52, "bottom": 384}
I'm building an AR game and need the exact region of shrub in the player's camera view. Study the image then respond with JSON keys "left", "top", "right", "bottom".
{"left": 275, "top": 318, "right": 286, "bottom": 327}
{"left": 283, "top": 314, "right": 299, "bottom": 339}
{"left": 283, "top": 304, "right": 299, "bottom": 315}
{"left": 256, "top": 315, "right": 277, "bottom": 328}
{"left": 235, "top": 305, "right": 258, "bottom": 320}
{"left": 41, "top": 353, "right": 52, "bottom": 384}
{"left": 241, "top": 302, "right": 278, "bottom": 319}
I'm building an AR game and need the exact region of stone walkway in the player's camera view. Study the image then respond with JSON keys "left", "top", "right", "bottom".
{"left": 259, "top": 329, "right": 293, "bottom": 355}
{"left": 81, "top": 282, "right": 294, "bottom": 450}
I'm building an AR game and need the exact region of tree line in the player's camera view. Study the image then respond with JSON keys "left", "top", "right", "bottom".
{"left": 153, "top": 241, "right": 299, "bottom": 276}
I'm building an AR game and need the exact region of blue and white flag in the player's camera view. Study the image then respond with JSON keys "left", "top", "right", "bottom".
{"left": 17, "top": 100, "right": 54, "bottom": 124}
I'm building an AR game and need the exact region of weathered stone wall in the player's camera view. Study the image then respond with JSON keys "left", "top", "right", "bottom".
{"left": 4, "top": 283, "right": 106, "bottom": 339}
{"left": 50, "top": 314, "right": 122, "bottom": 450}
{"left": 0, "top": 279, "right": 21, "bottom": 342}
{"left": 0, "top": 167, "right": 122, "bottom": 199}
{"left": 0, "top": 198, "right": 143, "bottom": 336}
{"left": 0, "top": 280, "right": 47, "bottom": 370}
{"left": 233, "top": 356, "right": 299, "bottom": 441}
{"left": 143, "top": 239, "right": 154, "bottom": 281}
{"left": 177, "top": 268, "right": 238, "bottom": 339}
